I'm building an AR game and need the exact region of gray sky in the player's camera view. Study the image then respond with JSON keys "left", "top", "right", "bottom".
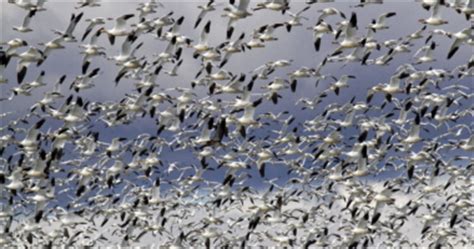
{"left": 1, "top": 0, "right": 470, "bottom": 107}
{"left": 0, "top": 0, "right": 473, "bottom": 247}
{"left": 1, "top": 0, "right": 472, "bottom": 178}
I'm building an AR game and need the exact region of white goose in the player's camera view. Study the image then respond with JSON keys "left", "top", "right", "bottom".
{"left": 14, "top": 46, "right": 44, "bottom": 84}
{"left": 236, "top": 99, "right": 262, "bottom": 127}
{"left": 80, "top": 29, "right": 106, "bottom": 70}
{"left": 309, "top": 20, "right": 333, "bottom": 52}
{"left": 368, "top": 12, "right": 396, "bottom": 31}
{"left": 39, "top": 37, "right": 65, "bottom": 58}
{"left": 13, "top": 9, "right": 36, "bottom": 33}
{"left": 52, "top": 12, "right": 84, "bottom": 42}
{"left": 285, "top": 6, "right": 310, "bottom": 31}
{"left": 414, "top": 41, "right": 437, "bottom": 64}
{"left": 222, "top": 0, "right": 252, "bottom": 29}
{"left": 419, "top": 0, "right": 448, "bottom": 25}
{"left": 253, "top": 0, "right": 290, "bottom": 12}
{"left": 193, "top": 21, "right": 212, "bottom": 53}
{"left": 101, "top": 14, "right": 135, "bottom": 45}
{"left": 19, "top": 118, "right": 45, "bottom": 151}
{"left": 219, "top": 31, "right": 246, "bottom": 67}
{"left": 446, "top": 27, "right": 472, "bottom": 59}
{"left": 194, "top": 0, "right": 218, "bottom": 28}
{"left": 317, "top": 7, "right": 346, "bottom": 21}
{"left": 333, "top": 12, "right": 361, "bottom": 53}
{"left": 81, "top": 17, "right": 106, "bottom": 41}
{"left": 1, "top": 38, "right": 28, "bottom": 56}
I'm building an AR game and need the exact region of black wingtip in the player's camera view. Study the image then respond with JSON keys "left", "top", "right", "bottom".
{"left": 226, "top": 26, "right": 234, "bottom": 40}
{"left": 17, "top": 66, "right": 27, "bottom": 84}
{"left": 35, "top": 118, "right": 46, "bottom": 129}
{"left": 253, "top": 98, "right": 262, "bottom": 107}
{"left": 447, "top": 46, "right": 458, "bottom": 60}
{"left": 204, "top": 21, "right": 211, "bottom": 34}
{"left": 314, "top": 38, "right": 321, "bottom": 52}
{"left": 259, "top": 163, "right": 265, "bottom": 178}
{"left": 82, "top": 60, "right": 90, "bottom": 74}
{"left": 291, "top": 79, "right": 297, "bottom": 93}
{"left": 108, "top": 34, "right": 115, "bottom": 45}
{"left": 350, "top": 12, "right": 357, "bottom": 28}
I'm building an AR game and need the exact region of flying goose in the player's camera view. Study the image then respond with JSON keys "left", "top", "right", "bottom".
{"left": 80, "top": 29, "right": 106, "bottom": 72}
{"left": 13, "top": 9, "right": 36, "bottom": 33}
{"left": 414, "top": 41, "right": 437, "bottom": 64}
{"left": 19, "top": 118, "right": 45, "bottom": 152}
{"left": 109, "top": 32, "right": 139, "bottom": 64}
{"left": 309, "top": 20, "right": 333, "bottom": 52}
{"left": 193, "top": 21, "right": 212, "bottom": 53}
{"left": 26, "top": 70, "right": 46, "bottom": 89}
{"left": 14, "top": 46, "right": 45, "bottom": 84}
{"left": 6, "top": 168, "right": 25, "bottom": 191}
{"left": 213, "top": 73, "right": 246, "bottom": 94}
{"left": 162, "top": 16, "right": 185, "bottom": 41}
{"left": 263, "top": 77, "right": 290, "bottom": 104}
{"left": 76, "top": 0, "right": 101, "bottom": 9}
{"left": 156, "top": 36, "right": 178, "bottom": 66}
{"left": 368, "top": 70, "right": 409, "bottom": 102}
{"left": 454, "top": 0, "right": 474, "bottom": 19}
{"left": 327, "top": 75, "right": 356, "bottom": 96}
{"left": 1, "top": 38, "right": 28, "bottom": 58}
{"left": 70, "top": 67, "right": 100, "bottom": 92}
{"left": 368, "top": 12, "right": 396, "bottom": 31}
{"left": 253, "top": 0, "right": 290, "bottom": 12}
{"left": 246, "top": 31, "right": 266, "bottom": 49}
{"left": 222, "top": 0, "right": 252, "bottom": 29}
{"left": 39, "top": 36, "right": 65, "bottom": 58}
{"left": 256, "top": 23, "right": 284, "bottom": 42}
{"left": 194, "top": 0, "right": 217, "bottom": 28}
{"left": 317, "top": 7, "right": 346, "bottom": 21}
{"left": 333, "top": 12, "right": 361, "bottom": 53}
{"left": 101, "top": 14, "right": 135, "bottom": 45}
{"left": 81, "top": 17, "right": 106, "bottom": 42}
{"left": 152, "top": 11, "right": 174, "bottom": 34}
{"left": 164, "top": 59, "right": 183, "bottom": 77}
{"left": 285, "top": 6, "right": 310, "bottom": 32}
{"left": 446, "top": 27, "right": 472, "bottom": 59}
{"left": 219, "top": 31, "right": 246, "bottom": 67}
{"left": 52, "top": 12, "right": 84, "bottom": 42}
{"left": 137, "top": 0, "right": 162, "bottom": 18}
{"left": 419, "top": 0, "right": 448, "bottom": 25}
{"left": 10, "top": 0, "right": 44, "bottom": 10}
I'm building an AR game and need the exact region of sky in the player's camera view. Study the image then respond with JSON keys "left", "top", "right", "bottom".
{"left": 0, "top": 1, "right": 472, "bottom": 192}
{"left": 0, "top": 0, "right": 473, "bottom": 247}
{"left": 1, "top": 0, "right": 471, "bottom": 177}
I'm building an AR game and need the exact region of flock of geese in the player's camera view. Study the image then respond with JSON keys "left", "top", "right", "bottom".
{"left": 0, "top": 0, "right": 473, "bottom": 248}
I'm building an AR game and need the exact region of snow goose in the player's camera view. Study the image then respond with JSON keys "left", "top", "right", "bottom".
{"left": 419, "top": 0, "right": 449, "bottom": 25}
{"left": 446, "top": 27, "right": 472, "bottom": 59}
{"left": 285, "top": 6, "right": 310, "bottom": 32}
{"left": 193, "top": 21, "right": 212, "bottom": 53}
{"left": 195, "top": 0, "right": 218, "bottom": 28}
{"left": 368, "top": 12, "right": 396, "bottom": 32}
{"left": 222, "top": 0, "right": 252, "bottom": 29}
{"left": 101, "top": 14, "right": 135, "bottom": 45}
{"left": 81, "top": 17, "right": 106, "bottom": 41}
{"left": 253, "top": 0, "right": 290, "bottom": 13}
{"left": 52, "top": 12, "right": 84, "bottom": 42}
{"left": 13, "top": 9, "right": 36, "bottom": 33}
